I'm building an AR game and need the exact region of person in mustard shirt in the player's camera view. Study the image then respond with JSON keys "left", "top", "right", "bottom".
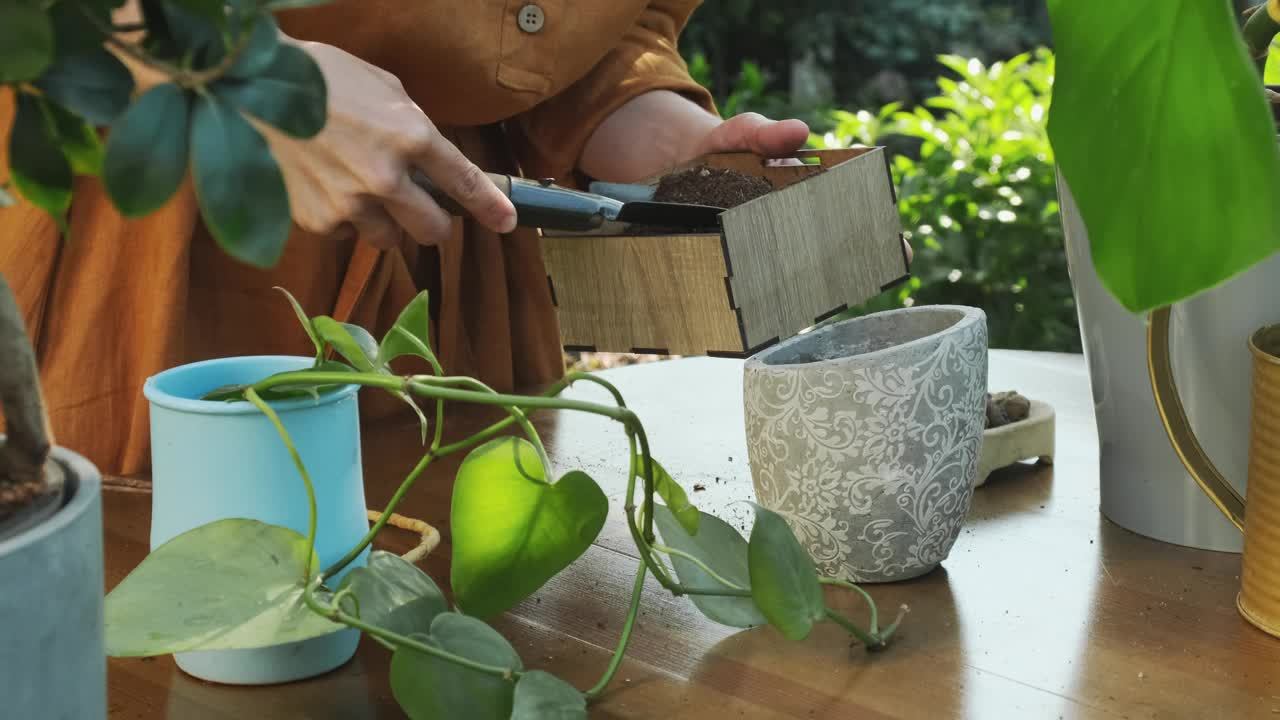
{"left": 0, "top": 1, "right": 818, "bottom": 476}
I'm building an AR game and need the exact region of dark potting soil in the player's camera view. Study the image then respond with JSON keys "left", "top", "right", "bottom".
{"left": 985, "top": 390, "right": 1031, "bottom": 429}
{"left": 652, "top": 166, "right": 774, "bottom": 209}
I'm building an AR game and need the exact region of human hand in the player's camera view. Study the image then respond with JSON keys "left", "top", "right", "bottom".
{"left": 254, "top": 38, "right": 516, "bottom": 249}
{"left": 683, "top": 112, "right": 811, "bottom": 164}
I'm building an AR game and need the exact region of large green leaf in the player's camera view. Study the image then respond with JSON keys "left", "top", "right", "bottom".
{"left": 47, "top": 102, "right": 104, "bottom": 176}
{"left": 190, "top": 93, "right": 291, "bottom": 268}
{"left": 653, "top": 506, "right": 767, "bottom": 628}
{"left": 389, "top": 613, "right": 522, "bottom": 720}
{"left": 36, "top": 47, "right": 135, "bottom": 126}
{"left": 511, "top": 671, "right": 587, "bottom": 720}
{"left": 378, "top": 290, "right": 434, "bottom": 367}
{"left": 8, "top": 94, "right": 72, "bottom": 217}
{"left": 1046, "top": 0, "right": 1280, "bottom": 311}
{"left": 216, "top": 45, "right": 327, "bottom": 138}
{"left": 642, "top": 458, "right": 698, "bottom": 535}
{"left": 746, "top": 504, "right": 825, "bottom": 641}
{"left": 0, "top": 3, "right": 53, "bottom": 83}
{"left": 104, "top": 519, "right": 343, "bottom": 656}
{"left": 336, "top": 550, "right": 446, "bottom": 638}
{"left": 451, "top": 438, "right": 608, "bottom": 619}
{"left": 103, "top": 83, "right": 191, "bottom": 216}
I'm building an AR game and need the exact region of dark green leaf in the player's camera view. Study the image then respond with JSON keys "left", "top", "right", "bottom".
{"left": 389, "top": 613, "right": 521, "bottom": 720}
{"left": 336, "top": 551, "right": 446, "bottom": 638}
{"left": 8, "top": 94, "right": 72, "bottom": 217}
{"left": 103, "top": 83, "right": 191, "bottom": 216}
{"left": 190, "top": 93, "right": 291, "bottom": 269}
{"left": 1047, "top": 0, "right": 1280, "bottom": 311}
{"left": 511, "top": 671, "right": 587, "bottom": 720}
{"left": 48, "top": 2, "right": 111, "bottom": 59}
{"left": 274, "top": 286, "right": 323, "bottom": 359}
{"left": 104, "top": 519, "right": 342, "bottom": 656}
{"left": 379, "top": 290, "right": 433, "bottom": 367}
{"left": 653, "top": 506, "right": 767, "bottom": 628}
{"left": 451, "top": 438, "right": 607, "bottom": 619}
{"left": 746, "top": 503, "right": 825, "bottom": 641}
{"left": 47, "top": 102, "right": 104, "bottom": 176}
{"left": 226, "top": 11, "right": 281, "bottom": 79}
{"left": 0, "top": 3, "right": 53, "bottom": 83}
{"left": 161, "top": 1, "right": 223, "bottom": 67}
{"left": 36, "top": 47, "right": 135, "bottom": 126}
{"left": 215, "top": 44, "right": 327, "bottom": 138}
{"left": 642, "top": 458, "right": 698, "bottom": 535}
{"left": 169, "top": 0, "right": 226, "bottom": 21}
{"left": 312, "top": 316, "right": 378, "bottom": 372}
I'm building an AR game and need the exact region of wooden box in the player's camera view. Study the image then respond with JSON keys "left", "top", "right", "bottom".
{"left": 540, "top": 148, "right": 909, "bottom": 358}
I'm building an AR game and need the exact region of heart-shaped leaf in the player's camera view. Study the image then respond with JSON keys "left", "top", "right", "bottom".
{"left": 0, "top": 3, "right": 53, "bottom": 83}
{"left": 36, "top": 47, "right": 134, "bottom": 126}
{"left": 512, "top": 671, "right": 586, "bottom": 720}
{"left": 337, "top": 550, "right": 446, "bottom": 638}
{"left": 215, "top": 44, "right": 327, "bottom": 138}
{"left": 103, "top": 83, "right": 191, "bottom": 216}
{"left": 8, "top": 93, "right": 71, "bottom": 217}
{"left": 1047, "top": 0, "right": 1280, "bottom": 311}
{"left": 104, "top": 519, "right": 343, "bottom": 656}
{"left": 451, "top": 437, "right": 608, "bottom": 618}
{"left": 47, "top": 102, "right": 104, "bottom": 176}
{"left": 190, "top": 92, "right": 291, "bottom": 269}
{"left": 642, "top": 458, "right": 698, "bottom": 535}
{"left": 747, "top": 504, "right": 825, "bottom": 641}
{"left": 378, "top": 290, "right": 433, "bottom": 367}
{"left": 390, "top": 613, "right": 522, "bottom": 720}
{"left": 653, "top": 506, "right": 767, "bottom": 628}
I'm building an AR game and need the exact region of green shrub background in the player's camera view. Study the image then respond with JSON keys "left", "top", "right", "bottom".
{"left": 680, "top": 3, "right": 1078, "bottom": 352}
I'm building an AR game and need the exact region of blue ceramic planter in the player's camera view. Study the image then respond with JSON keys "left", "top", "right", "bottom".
{"left": 143, "top": 355, "right": 370, "bottom": 685}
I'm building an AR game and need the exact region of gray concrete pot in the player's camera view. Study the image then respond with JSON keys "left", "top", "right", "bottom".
{"left": 743, "top": 305, "right": 988, "bottom": 583}
{"left": 0, "top": 444, "right": 105, "bottom": 719}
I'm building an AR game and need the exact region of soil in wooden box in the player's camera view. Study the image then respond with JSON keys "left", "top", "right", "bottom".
{"left": 652, "top": 166, "right": 775, "bottom": 208}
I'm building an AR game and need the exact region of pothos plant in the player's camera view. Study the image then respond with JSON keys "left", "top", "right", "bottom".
{"left": 1045, "top": 0, "right": 1280, "bottom": 313}
{"left": 101, "top": 287, "right": 907, "bottom": 718}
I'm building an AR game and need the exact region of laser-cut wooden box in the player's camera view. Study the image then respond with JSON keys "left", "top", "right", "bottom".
{"left": 540, "top": 148, "right": 910, "bottom": 357}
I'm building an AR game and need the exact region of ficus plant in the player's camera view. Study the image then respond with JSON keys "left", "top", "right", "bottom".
{"left": 1, "top": 0, "right": 326, "bottom": 266}
{"left": 101, "top": 287, "right": 908, "bottom": 718}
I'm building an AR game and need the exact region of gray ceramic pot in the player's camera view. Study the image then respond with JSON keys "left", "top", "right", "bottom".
{"left": 0, "top": 445, "right": 105, "bottom": 719}
{"left": 743, "top": 305, "right": 988, "bottom": 583}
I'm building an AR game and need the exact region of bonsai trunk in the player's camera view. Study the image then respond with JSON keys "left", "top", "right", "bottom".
{"left": 0, "top": 274, "right": 57, "bottom": 520}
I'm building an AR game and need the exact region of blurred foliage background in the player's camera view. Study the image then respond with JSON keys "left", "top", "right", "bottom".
{"left": 679, "top": 1, "right": 1078, "bottom": 351}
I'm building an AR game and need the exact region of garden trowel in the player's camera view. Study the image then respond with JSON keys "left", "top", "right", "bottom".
{"left": 410, "top": 169, "right": 723, "bottom": 233}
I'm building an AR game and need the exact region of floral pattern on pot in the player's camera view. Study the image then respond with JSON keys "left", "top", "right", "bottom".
{"left": 744, "top": 306, "right": 988, "bottom": 583}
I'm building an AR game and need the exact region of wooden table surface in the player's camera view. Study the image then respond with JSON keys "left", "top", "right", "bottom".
{"left": 103, "top": 351, "right": 1279, "bottom": 719}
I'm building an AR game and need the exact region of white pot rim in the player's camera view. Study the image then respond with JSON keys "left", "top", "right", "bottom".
{"left": 745, "top": 304, "right": 986, "bottom": 370}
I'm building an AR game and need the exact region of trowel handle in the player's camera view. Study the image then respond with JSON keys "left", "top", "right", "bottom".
{"left": 408, "top": 169, "right": 618, "bottom": 232}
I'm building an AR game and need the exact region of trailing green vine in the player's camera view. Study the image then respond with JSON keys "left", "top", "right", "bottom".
{"left": 102, "top": 288, "right": 906, "bottom": 718}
